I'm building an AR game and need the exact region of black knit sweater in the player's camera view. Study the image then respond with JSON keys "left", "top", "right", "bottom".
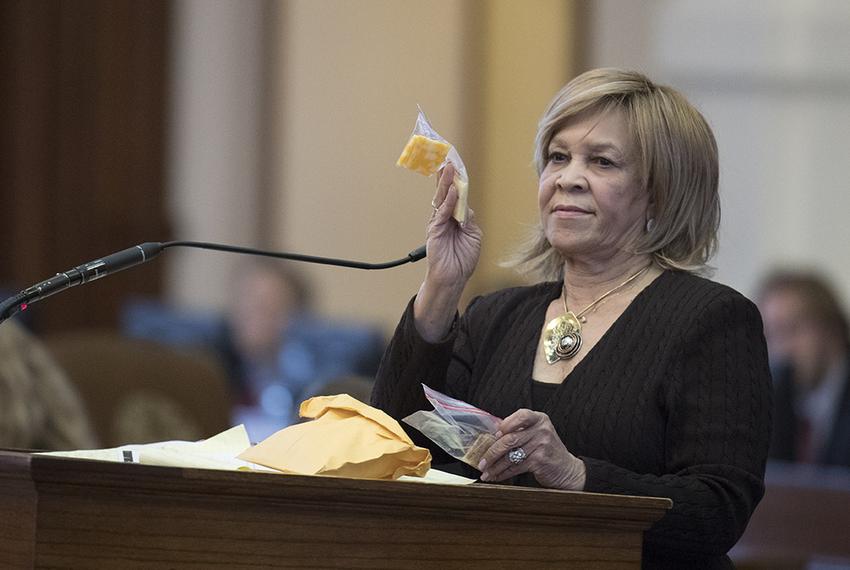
{"left": 372, "top": 270, "right": 773, "bottom": 569}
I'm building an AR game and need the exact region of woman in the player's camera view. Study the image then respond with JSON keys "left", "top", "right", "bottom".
{"left": 372, "top": 68, "right": 772, "bottom": 568}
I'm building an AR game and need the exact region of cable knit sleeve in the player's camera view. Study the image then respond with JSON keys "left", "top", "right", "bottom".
{"left": 371, "top": 295, "right": 483, "bottom": 444}
{"left": 582, "top": 289, "right": 773, "bottom": 558}
{"left": 371, "top": 296, "right": 454, "bottom": 418}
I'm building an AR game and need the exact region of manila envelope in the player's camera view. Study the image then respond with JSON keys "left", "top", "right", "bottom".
{"left": 238, "top": 394, "right": 431, "bottom": 480}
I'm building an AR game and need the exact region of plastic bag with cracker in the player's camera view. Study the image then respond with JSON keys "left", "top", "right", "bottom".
{"left": 396, "top": 106, "right": 469, "bottom": 223}
{"left": 403, "top": 384, "right": 501, "bottom": 470}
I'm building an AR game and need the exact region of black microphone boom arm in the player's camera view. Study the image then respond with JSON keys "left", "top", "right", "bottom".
{"left": 162, "top": 241, "right": 427, "bottom": 270}
{"left": 0, "top": 240, "right": 426, "bottom": 325}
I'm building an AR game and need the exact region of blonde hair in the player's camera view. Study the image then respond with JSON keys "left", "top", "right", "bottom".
{"left": 508, "top": 68, "right": 720, "bottom": 281}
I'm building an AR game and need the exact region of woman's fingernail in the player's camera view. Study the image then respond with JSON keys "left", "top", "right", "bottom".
{"left": 494, "top": 431, "right": 503, "bottom": 439}
{"left": 480, "top": 472, "right": 489, "bottom": 481}
{"left": 477, "top": 459, "right": 487, "bottom": 471}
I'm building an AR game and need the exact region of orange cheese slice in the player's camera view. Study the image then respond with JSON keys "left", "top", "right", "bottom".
{"left": 396, "top": 134, "right": 450, "bottom": 176}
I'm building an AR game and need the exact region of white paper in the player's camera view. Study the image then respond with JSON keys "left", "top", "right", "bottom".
{"left": 38, "top": 425, "right": 274, "bottom": 472}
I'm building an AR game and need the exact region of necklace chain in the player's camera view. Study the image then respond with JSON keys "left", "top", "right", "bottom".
{"left": 561, "top": 264, "right": 651, "bottom": 322}
{"left": 543, "top": 263, "right": 654, "bottom": 364}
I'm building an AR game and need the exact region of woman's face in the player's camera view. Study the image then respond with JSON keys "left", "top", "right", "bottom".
{"left": 538, "top": 108, "right": 650, "bottom": 261}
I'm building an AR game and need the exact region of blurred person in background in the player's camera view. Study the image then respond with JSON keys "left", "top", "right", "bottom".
{"left": 758, "top": 270, "right": 850, "bottom": 467}
{"left": 0, "top": 320, "right": 98, "bottom": 450}
{"left": 123, "top": 259, "right": 385, "bottom": 441}
{"left": 222, "top": 260, "right": 385, "bottom": 438}
{"left": 223, "top": 259, "right": 313, "bottom": 409}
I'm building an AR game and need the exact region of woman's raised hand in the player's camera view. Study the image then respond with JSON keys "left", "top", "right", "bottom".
{"left": 425, "top": 163, "right": 482, "bottom": 286}
{"left": 412, "top": 163, "right": 482, "bottom": 342}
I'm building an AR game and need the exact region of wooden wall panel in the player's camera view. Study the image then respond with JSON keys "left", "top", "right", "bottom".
{"left": 0, "top": 0, "right": 171, "bottom": 333}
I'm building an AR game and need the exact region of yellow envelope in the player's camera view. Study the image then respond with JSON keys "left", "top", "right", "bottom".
{"left": 238, "top": 394, "right": 431, "bottom": 480}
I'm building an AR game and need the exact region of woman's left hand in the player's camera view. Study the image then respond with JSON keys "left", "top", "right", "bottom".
{"left": 477, "top": 409, "right": 586, "bottom": 490}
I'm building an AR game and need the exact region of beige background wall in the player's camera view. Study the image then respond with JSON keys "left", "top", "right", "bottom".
{"left": 588, "top": 0, "right": 850, "bottom": 307}
{"left": 268, "top": 0, "right": 578, "bottom": 333}
{"left": 166, "top": 0, "right": 266, "bottom": 311}
{"left": 165, "top": 0, "right": 580, "bottom": 334}
{"left": 269, "top": 0, "right": 468, "bottom": 333}
{"left": 472, "top": 1, "right": 578, "bottom": 292}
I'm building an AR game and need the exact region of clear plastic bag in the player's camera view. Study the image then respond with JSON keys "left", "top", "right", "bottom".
{"left": 396, "top": 107, "right": 469, "bottom": 222}
{"left": 403, "top": 384, "right": 500, "bottom": 469}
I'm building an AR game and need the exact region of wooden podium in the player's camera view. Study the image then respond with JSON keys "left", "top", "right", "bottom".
{"left": 0, "top": 450, "right": 670, "bottom": 569}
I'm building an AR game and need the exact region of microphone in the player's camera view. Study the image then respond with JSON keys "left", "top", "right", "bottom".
{"left": 0, "top": 240, "right": 427, "bottom": 324}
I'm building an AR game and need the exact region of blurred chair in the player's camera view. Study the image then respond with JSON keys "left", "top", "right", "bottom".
{"left": 121, "top": 297, "right": 226, "bottom": 349}
{"left": 731, "top": 462, "right": 850, "bottom": 570}
{"left": 300, "top": 375, "right": 375, "bottom": 404}
{"left": 121, "top": 293, "right": 386, "bottom": 440}
{"left": 43, "top": 332, "right": 232, "bottom": 447}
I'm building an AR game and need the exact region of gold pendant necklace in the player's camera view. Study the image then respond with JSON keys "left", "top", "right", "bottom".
{"left": 543, "top": 265, "right": 651, "bottom": 364}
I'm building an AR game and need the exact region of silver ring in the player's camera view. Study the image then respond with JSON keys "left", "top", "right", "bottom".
{"left": 507, "top": 447, "right": 527, "bottom": 465}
